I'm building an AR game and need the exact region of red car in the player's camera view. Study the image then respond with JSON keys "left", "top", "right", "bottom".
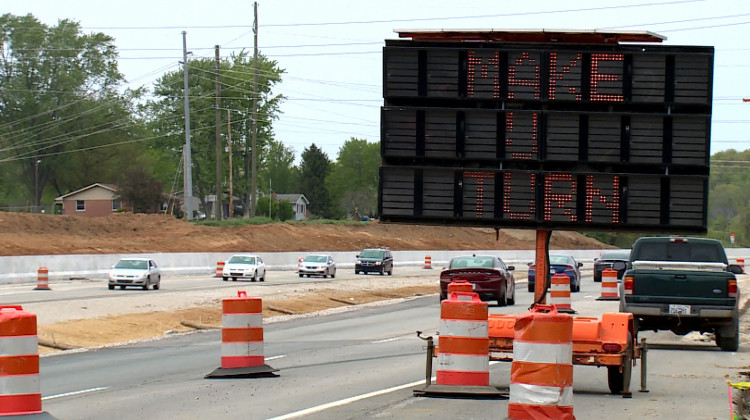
{"left": 439, "top": 255, "right": 516, "bottom": 306}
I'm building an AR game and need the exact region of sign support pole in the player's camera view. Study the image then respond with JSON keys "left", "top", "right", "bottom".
{"left": 534, "top": 230, "right": 551, "bottom": 306}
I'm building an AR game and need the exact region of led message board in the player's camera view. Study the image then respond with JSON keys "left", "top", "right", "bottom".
{"left": 378, "top": 36, "right": 713, "bottom": 233}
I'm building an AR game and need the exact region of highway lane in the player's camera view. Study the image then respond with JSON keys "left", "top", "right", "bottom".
{"left": 29, "top": 273, "right": 750, "bottom": 419}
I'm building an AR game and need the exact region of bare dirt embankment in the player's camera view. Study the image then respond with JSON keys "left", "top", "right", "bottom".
{"left": 0, "top": 212, "right": 607, "bottom": 255}
{"left": 0, "top": 212, "right": 607, "bottom": 352}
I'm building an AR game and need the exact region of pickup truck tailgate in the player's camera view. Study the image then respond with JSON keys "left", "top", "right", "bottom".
{"left": 628, "top": 269, "right": 736, "bottom": 305}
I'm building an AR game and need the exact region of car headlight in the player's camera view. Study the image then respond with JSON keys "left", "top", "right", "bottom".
{"left": 375, "top": 261, "right": 382, "bottom": 266}
{"left": 356, "top": 260, "right": 362, "bottom": 264}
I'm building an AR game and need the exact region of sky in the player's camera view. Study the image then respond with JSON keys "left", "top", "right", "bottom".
{"left": 4, "top": 0, "right": 750, "bottom": 166}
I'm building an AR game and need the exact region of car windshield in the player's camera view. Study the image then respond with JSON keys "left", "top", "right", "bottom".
{"left": 115, "top": 260, "right": 147, "bottom": 270}
{"left": 304, "top": 255, "right": 328, "bottom": 263}
{"left": 360, "top": 250, "right": 385, "bottom": 259}
{"left": 449, "top": 256, "right": 495, "bottom": 269}
{"left": 600, "top": 250, "right": 630, "bottom": 260}
{"left": 229, "top": 256, "right": 257, "bottom": 265}
{"left": 549, "top": 256, "right": 571, "bottom": 265}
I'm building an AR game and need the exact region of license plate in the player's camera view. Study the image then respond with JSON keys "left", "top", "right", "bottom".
{"left": 669, "top": 304, "right": 691, "bottom": 315}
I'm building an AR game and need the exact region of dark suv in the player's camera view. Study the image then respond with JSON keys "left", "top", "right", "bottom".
{"left": 355, "top": 248, "right": 393, "bottom": 275}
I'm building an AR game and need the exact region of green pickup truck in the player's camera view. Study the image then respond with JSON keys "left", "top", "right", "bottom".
{"left": 618, "top": 237, "right": 743, "bottom": 351}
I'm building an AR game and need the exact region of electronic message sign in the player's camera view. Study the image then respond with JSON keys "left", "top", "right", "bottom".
{"left": 378, "top": 31, "right": 713, "bottom": 233}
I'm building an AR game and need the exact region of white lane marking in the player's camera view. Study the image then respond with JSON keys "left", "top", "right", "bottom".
{"left": 42, "top": 387, "right": 108, "bottom": 400}
{"left": 265, "top": 355, "right": 286, "bottom": 361}
{"left": 372, "top": 337, "right": 400, "bottom": 344}
{"left": 268, "top": 360, "right": 504, "bottom": 420}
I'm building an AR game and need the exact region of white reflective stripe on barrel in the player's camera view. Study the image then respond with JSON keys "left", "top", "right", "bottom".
{"left": 438, "top": 320, "right": 488, "bottom": 338}
{"left": 437, "top": 353, "right": 490, "bottom": 372}
{"left": 222, "top": 314, "right": 262, "bottom": 328}
{"left": 221, "top": 341, "right": 264, "bottom": 356}
{"left": 513, "top": 341, "right": 573, "bottom": 364}
{"left": 550, "top": 282, "right": 568, "bottom": 291}
{"left": 0, "top": 375, "right": 40, "bottom": 396}
{"left": 0, "top": 336, "right": 37, "bottom": 356}
{"left": 509, "top": 383, "right": 574, "bottom": 406}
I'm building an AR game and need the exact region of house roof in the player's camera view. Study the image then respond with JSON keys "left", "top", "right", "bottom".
{"left": 276, "top": 194, "right": 309, "bottom": 205}
{"left": 54, "top": 183, "right": 118, "bottom": 201}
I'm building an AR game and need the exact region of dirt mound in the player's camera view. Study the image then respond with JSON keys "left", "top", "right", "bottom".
{"left": 0, "top": 212, "right": 608, "bottom": 256}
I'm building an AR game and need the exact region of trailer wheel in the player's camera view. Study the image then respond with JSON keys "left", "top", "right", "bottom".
{"left": 608, "top": 332, "right": 633, "bottom": 395}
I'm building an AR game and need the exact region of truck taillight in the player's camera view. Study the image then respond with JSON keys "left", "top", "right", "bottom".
{"left": 566, "top": 265, "right": 575, "bottom": 270}
{"left": 623, "top": 275, "right": 634, "bottom": 295}
{"left": 728, "top": 279, "right": 738, "bottom": 298}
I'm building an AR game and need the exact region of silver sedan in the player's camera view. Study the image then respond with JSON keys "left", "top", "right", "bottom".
{"left": 298, "top": 254, "right": 336, "bottom": 278}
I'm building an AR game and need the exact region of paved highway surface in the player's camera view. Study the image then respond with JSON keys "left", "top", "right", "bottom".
{"left": 9, "top": 270, "right": 750, "bottom": 419}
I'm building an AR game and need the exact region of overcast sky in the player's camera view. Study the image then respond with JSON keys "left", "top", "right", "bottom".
{"left": 5, "top": 0, "right": 750, "bottom": 167}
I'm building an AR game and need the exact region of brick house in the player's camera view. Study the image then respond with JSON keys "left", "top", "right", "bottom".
{"left": 54, "top": 183, "right": 129, "bottom": 216}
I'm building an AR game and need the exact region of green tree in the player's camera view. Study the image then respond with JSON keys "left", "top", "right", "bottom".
{"left": 147, "top": 51, "right": 284, "bottom": 218}
{"left": 261, "top": 138, "right": 299, "bottom": 194}
{"left": 299, "top": 143, "right": 331, "bottom": 218}
{"left": 0, "top": 14, "right": 144, "bottom": 209}
{"left": 326, "top": 138, "right": 380, "bottom": 219}
{"left": 116, "top": 168, "right": 164, "bottom": 214}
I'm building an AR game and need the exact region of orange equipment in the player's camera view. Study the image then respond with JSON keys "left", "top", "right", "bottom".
{"left": 215, "top": 261, "right": 225, "bottom": 278}
{"left": 508, "top": 305, "right": 574, "bottom": 420}
{"left": 205, "top": 291, "right": 277, "bottom": 378}
{"left": 488, "top": 310, "right": 638, "bottom": 396}
{"left": 597, "top": 268, "right": 619, "bottom": 301}
{"left": 33, "top": 267, "right": 50, "bottom": 291}
{"left": 424, "top": 255, "right": 432, "bottom": 269}
{"left": 548, "top": 273, "right": 573, "bottom": 312}
{"left": 447, "top": 280, "right": 474, "bottom": 294}
{"left": 0, "top": 306, "right": 42, "bottom": 416}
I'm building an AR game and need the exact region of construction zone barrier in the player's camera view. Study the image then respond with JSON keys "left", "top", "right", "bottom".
{"left": 414, "top": 291, "right": 502, "bottom": 397}
{"left": 597, "top": 268, "right": 619, "bottom": 301}
{"left": 548, "top": 273, "right": 573, "bottom": 313}
{"left": 424, "top": 255, "right": 432, "bottom": 269}
{"left": 508, "top": 304, "right": 574, "bottom": 420}
{"left": 0, "top": 306, "right": 42, "bottom": 416}
{"left": 447, "top": 280, "right": 474, "bottom": 294}
{"left": 33, "top": 267, "right": 50, "bottom": 291}
{"left": 215, "top": 261, "right": 225, "bottom": 278}
{"left": 738, "top": 258, "right": 745, "bottom": 273}
{"left": 205, "top": 291, "right": 277, "bottom": 378}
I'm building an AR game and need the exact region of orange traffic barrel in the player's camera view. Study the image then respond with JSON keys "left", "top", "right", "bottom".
{"left": 508, "top": 304, "right": 574, "bottom": 420}
{"left": 548, "top": 273, "right": 573, "bottom": 312}
{"left": 596, "top": 268, "right": 619, "bottom": 301}
{"left": 215, "top": 261, "right": 225, "bottom": 278}
{"left": 436, "top": 292, "right": 490, "bottom": 386}
{"left": 424, "top": 255, "right": 432, "bottom": 269}
{"left": 205, "top": 291, "right": 277, "bottom": 378}
{"left": 33, "top": 267, "right": 50, "bottom": 291}
{"left": 447, "top": 280, "right": 474, "bottom": 294}
{"left": 738, "top": 258, "right": 745, "bottom": 273}
{"left": 0, "top": 306, "right": 42, "bottom": 416}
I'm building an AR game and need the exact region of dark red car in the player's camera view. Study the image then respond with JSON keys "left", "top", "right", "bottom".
{"left": 439, "top": 255, "right": 516, "bottom": 306}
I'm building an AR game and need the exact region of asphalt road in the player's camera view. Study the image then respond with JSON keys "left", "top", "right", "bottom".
{"left": 27, "top": 272, "right": 750, "bottom": 420}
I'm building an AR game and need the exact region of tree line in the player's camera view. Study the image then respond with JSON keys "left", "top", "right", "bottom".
{"left": 1, "top": 14, "right": 747, "bottom": 244}
{"left": 0, "top": 14, "right": 379, "bottom": 221}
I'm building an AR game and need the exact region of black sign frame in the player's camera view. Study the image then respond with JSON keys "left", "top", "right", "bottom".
{"left": 378, "top": 39, "right": 713, "bottom": 234}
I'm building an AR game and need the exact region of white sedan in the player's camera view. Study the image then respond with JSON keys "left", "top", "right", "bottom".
{"left": 108, "top": 258, "right": 161, "bottom": 290}
{"left": 222, "top": 254, "right": 266, "bottom": 282}
{"left": 298, "top": 254, "right": 336, "bottom": 278}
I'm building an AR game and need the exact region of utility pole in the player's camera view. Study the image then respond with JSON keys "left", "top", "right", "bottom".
{"left": 227, "top": 109, "right": 233, "bottom": 218}
{"left": 215, "top": 45, "right": 222, "bottom": 219}
{"left": 34, "top": 157, "right": 41, "bottom": 212}
{"left": 182, "top": 31, "right": 194, "bottom": 221}
{"left": 250, "top": 1, "right": 258, "bottom": 217}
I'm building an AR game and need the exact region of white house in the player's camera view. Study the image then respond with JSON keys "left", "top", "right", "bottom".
{"left": 276, "top": 194, "right": 310, "bottom": 220}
